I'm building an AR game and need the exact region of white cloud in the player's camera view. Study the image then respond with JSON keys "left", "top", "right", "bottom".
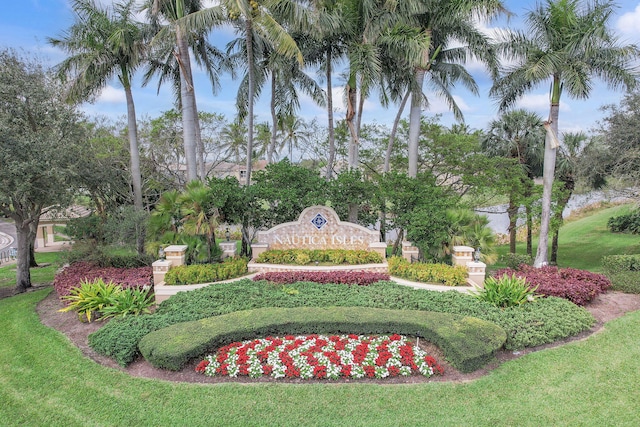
{"left": 617, "top": 4, "right": 640, "bottom": 37}
{"left": 97, "top": 85, "right": 126, "bottom": 103}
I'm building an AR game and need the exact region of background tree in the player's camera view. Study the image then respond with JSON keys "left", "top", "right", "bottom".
{"left": 0, "top": 49, "right": 86, "bottom": 293}
{"left": 491, "top": 0, "right": 639, "bottom": 267}
{"left": 482, "top": 109, "right": 544, "bottom": 254}
{"left": 48, "top": 0, "right": 147, "bottom": 253}
{"left": 596, "top": 90, "right": 640, "bottom": 190}
{"left": 182, "top": 0, "right": 305, "bottom": 185}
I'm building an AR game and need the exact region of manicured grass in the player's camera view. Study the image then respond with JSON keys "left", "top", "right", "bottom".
{"left": 1, "top": 289, "right": 639, "bottom": 426}
{"left": 492, "top": 203, "right": 640, "bottom": 273}
{"left": 0, "top": 252, "right": 63, "bottom": 289}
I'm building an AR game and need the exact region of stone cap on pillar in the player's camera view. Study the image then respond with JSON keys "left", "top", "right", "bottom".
{"left": 164, "top": 245, "right": 188, "bottom": 257}
{"left": 452, "top": 246, "right": 474, "bottom": 256}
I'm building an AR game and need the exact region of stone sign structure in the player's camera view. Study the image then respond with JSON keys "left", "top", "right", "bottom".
{"left": 251, "top": 206, "right": 387, "bottom": 259}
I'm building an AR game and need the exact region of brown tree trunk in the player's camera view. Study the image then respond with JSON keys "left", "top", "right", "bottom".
{"left": 14, "top": 220, "right": 33, "bottom": 293}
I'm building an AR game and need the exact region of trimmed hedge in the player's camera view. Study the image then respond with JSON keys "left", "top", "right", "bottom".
{"left": 139, "top": 307, "right": 507, "bottom": 373}
{"left": 602, "top": 254, "right": 640, "bottom": 273}
{"left": 89, "top": 280, "right": 594, "bottom": 367}
{"left": 388, "top": 256, "right": 467, "bottom": 286}
{"left": 602, "top": 255, "right": 640, "bottom": 293}
{"left": 163, "top": 257, "right": 248, "bottom": 285}
{"left": 256, "top": 249, "right": 383, "bottom": 265}
{"left": 252, "top": 271, "right": 390, "bottom": 286}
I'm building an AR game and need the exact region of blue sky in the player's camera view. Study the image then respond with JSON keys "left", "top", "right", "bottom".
{"left": 2, "top": 0, "right": 640, "bottom": 136}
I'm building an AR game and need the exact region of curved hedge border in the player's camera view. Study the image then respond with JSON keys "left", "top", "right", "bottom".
{"left": 139, "top": 306, "right": 506, "bottom": 373}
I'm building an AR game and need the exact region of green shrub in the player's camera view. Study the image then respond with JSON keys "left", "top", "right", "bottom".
{"left": 89, "top": 279, "right": 594, "bottom": 366}
{"left": 58, "top": 278, "right": 153, "bottom": 322}
{"left": 607, "top": 209, "right": 640, "bottom": 234}
{"left": 59, "top": 278, "right": 121, "bottom": 322}
{"left": 64, "top": 243, "right": 153, "bottom": 268}
{"left": 100, "top": 287, "right": 155, "bottom": 320}
{"left": 602, "top": 254, "right": 640, "bottom": 273}
{"left": 256, "top": 249, "right": 382, "bottom": 265}
{"left": 602, "top": 255, "right": 640, "bottom": 293}
{"left": 501, "top": 253, "right": 533, "bottom": 270}
{"left": 388, "top": 256, "right": 467, "bottom": 286}
{"left": 163, "top": 257, "right": 248, "bottom": 285}
{"left": 472, "top": 274, "right": 539, "bottom": 308}
{"left": 138, "top": 307, "right": 506, "bottom": 373}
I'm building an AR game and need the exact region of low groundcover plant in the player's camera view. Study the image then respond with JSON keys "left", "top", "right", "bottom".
{"left": 196, "top": 334, "right": 444, "bottom": 380}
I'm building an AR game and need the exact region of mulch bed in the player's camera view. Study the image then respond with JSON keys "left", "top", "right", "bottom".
{"left": 4, "top": 284, "right": 639, "bottom": 384}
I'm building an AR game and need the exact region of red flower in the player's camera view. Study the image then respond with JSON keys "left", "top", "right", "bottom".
{"left": 263, "top": 365, "right": 273, "bottom": 376}
{"left": 341, "top": 365, "right": 352, "bottom": 377}
{"left": 313, "top": 365, "right": 327, "bottom": 379}
{"left": 388, "top": 366, "right": 400, "bottom": 377}
{"left": 363, "top": 366, "right": 376, "bottom": 378}
{"left": 195, "top": 360, "right": 209, "bottom": 373}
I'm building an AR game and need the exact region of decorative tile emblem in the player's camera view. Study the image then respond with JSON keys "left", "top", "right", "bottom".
{"left": 310, "top": 213, "right": 328, "bottom": 230}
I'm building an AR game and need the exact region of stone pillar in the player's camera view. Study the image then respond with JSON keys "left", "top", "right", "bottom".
{"left": 368, "top": 242, "right": 387, "bottom": 260}
{"left": 401, "top": 241, "right": 419, "bottom": 263}
{"left": 251, "top": 243, "right": 269, "bottom": 260}
{"left": 46, "top": 224, "right": 55, "bottom": 245}
{"left": 164, "top": 245, "right": 188, "bottom": 267}
{"left": 152, "top": 260, "right": 172, "bottom": 285}
{"left": 219, "top": 241, "right": 237, "bottom": 259}
{"left": 466, "top": 261, "right": 486, "bottom": 287}
{"left": 36, "top": 225, "right": 46, "bottom": 248}
{"left": 452, "top": 246, "right": 474, "bottom": 267}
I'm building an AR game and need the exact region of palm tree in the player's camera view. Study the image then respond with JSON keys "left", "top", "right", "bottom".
{"left": 230, "top": 39, "right": 324, "bottom": 164}
{"left": 220, "top": 119, "right": 247, "bottom": 164}
{"left": 340, "top": 0, "right": 426, "bottom": 170}
{"left": 303, "top": 1, "right": 348, "bottom": 179}
{"left": 405, "top": 0, "right": 505, "bottom": 177}
{"left": 278, "top": 114, "right": 312, "bottom": 162}
{"left": 550, "top": 131, "right": 589, "bottom": 264}
{"left": 180, "top": 180, "right": 220, "bottom": 262}
{"left": 143, "top": 0, "right": 221, "bottom": 183}
{"left": 179, "top": 0, "right": 305, "bottom": 185}
{"left": 482, "top": 109, "right": 545, "bottom": 254}
{"left": 491, "top": 0, "right": 639, "bottom": 267}
{"left": 49, "top": 0, "right": 146, "bottom": 253}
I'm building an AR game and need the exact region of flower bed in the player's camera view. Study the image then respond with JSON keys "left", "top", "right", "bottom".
{"left": 252, "top": 271, "right": 390, "bottom": 286}
{"left": 493, "top": 265, "right": 611, "bottom": 306}
{"left": 53, "top": 261, "right": 152, "bottom": 299}
{"left": 196, "top": 334, "right": 444, "bottom": 380}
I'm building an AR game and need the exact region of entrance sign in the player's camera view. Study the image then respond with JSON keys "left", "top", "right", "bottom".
{"left": 251, "top": 206, "right": 386, "bottom": 258}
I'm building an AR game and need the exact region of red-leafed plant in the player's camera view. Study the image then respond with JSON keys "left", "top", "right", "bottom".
{"left": 252, "top": 271, "right": 390, "bottom": 286}
{"left": 54, "top": 261, "right": 152, "bottom": 299}
{"left": 493, "top": 265, "right": 610, "bottom": 306}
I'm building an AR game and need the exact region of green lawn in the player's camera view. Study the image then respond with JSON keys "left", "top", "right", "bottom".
{"left": 492, "top": 203, "right": 640, "bottom": 272}
{"left": 1, "top": 288, "right": 639, "bottom": 426}
{"left": 0, "top": 252, "right": 63, "bottom": 289}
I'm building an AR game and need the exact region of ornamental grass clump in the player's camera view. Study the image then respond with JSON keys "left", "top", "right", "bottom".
{"left": 196, "top": 334, "right": 444, "bottom": 380}
{"left": 59, "top": 278, "right": 154, "bottom": 322}
{"left": 472, "top": 274, "right": 539, "bottom": 308}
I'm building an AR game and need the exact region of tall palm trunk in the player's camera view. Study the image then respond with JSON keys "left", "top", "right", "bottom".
{"left": 176, "top": 26, "right": 198, "bottom": 183}
{"left": 534, "top": 77, "right": 561, "bottom": 267}
{"left": 268, "top": 73, "right": 277, "bottom": 164}
{"left": 325, "top": 47, "right": 335, "bottom": 180}
{"left": 123, "top": 79, "right": 145, "bottom": 254}
{"left": 346, "top": 73, "right": 358, "bottom": 170}
{"left": 384, "top": 90, "right": 410, "bottom": 173}
{"left": 123, "top": 84, "right": 143, "bottom": 211}
{"left": 507, "top": 197, "right": 518, "bottom": 254}
{"left": 245, "top": 19, "right": 255, "bottom": 185}
{"left": 551, "top": 179, "right": 574, "bottom": 264}
{"left": 408, "top": 68, "right": 426, "bottom": 178}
